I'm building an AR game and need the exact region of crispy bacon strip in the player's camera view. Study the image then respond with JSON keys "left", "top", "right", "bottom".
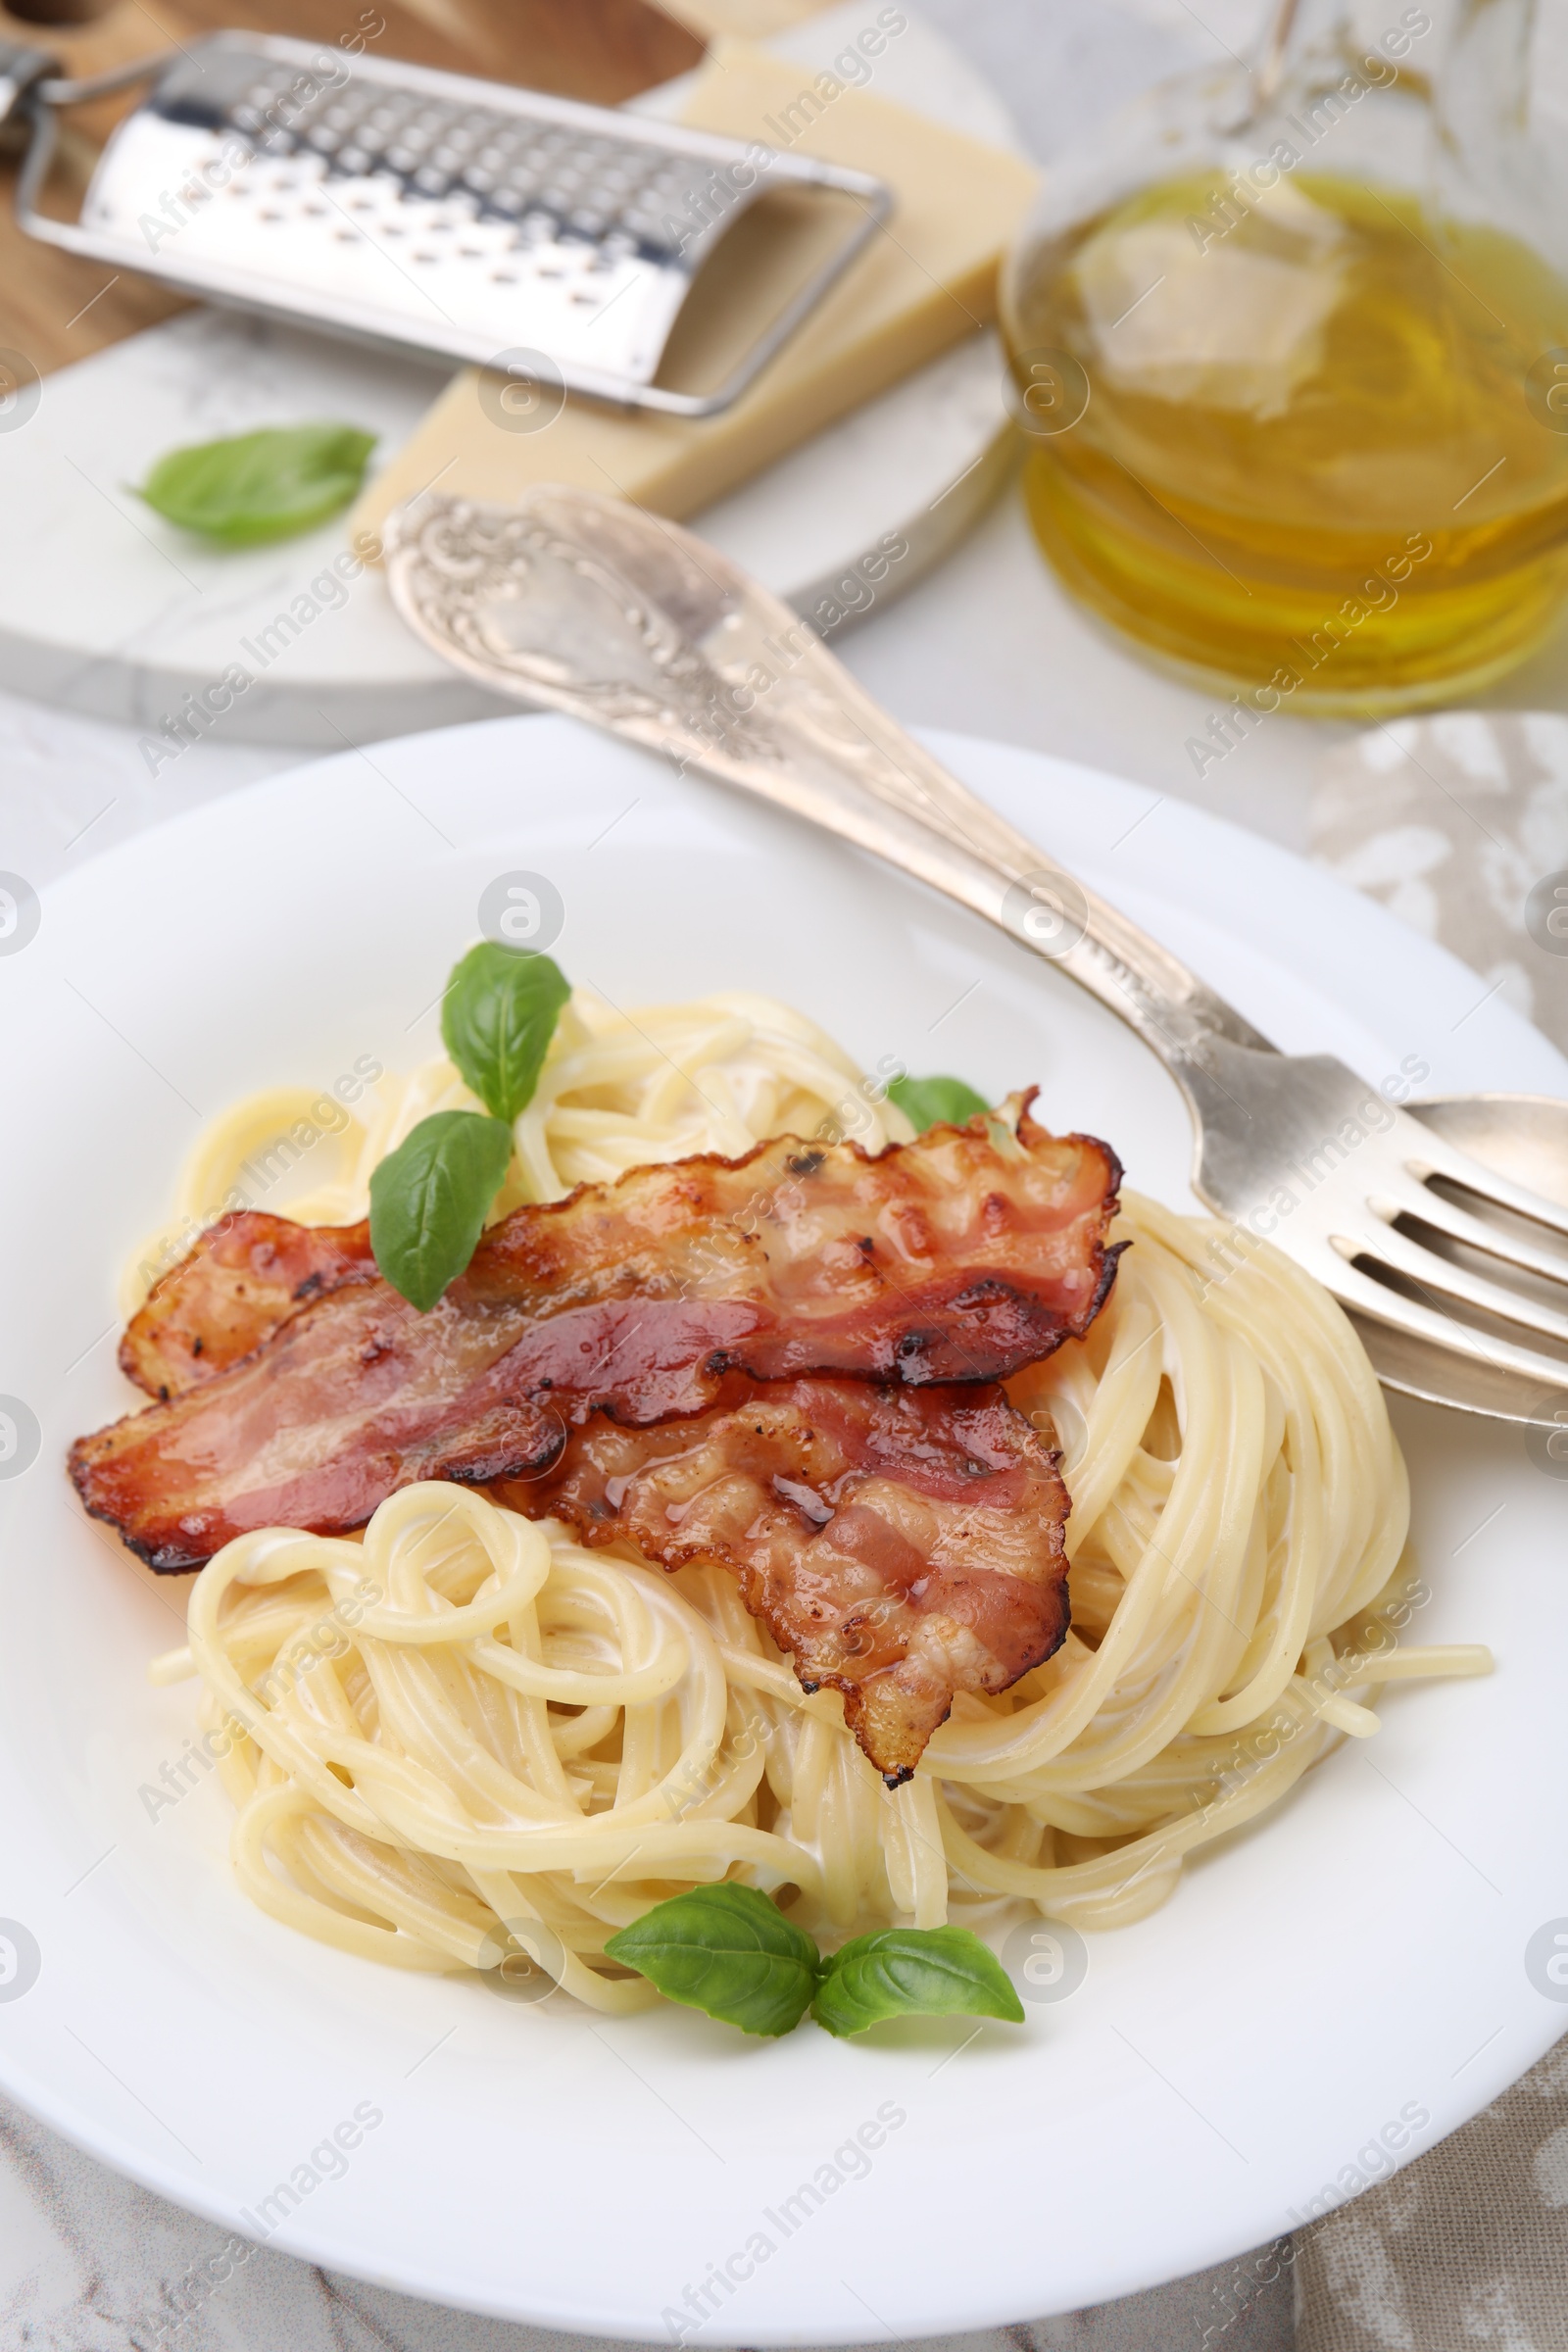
{"left": 117, "top": 1093, "right": 1120, "bottom": 1403}
{"left": 122, "top": 1214, "right": 377, "bottom": 1399}
{"left": 71, "top": 1094, "right": 1120, "bottom": 1571}
{"left": 500, "top": 1377, "right": 1071, "bottom": 1782}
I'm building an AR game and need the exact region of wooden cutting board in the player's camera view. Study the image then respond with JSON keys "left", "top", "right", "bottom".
{"left": 0, "top": 0, "right": 706, "bottom": 372}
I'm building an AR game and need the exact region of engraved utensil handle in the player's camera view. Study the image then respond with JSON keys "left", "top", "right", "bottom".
{"left": 382, "top": 488, "right": 1277, "bottom": 1076}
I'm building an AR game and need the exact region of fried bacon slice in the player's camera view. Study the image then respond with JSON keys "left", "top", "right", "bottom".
{"left": 117, "top": 1092, "right": 1120, "bottom": 1403}
{"left": 500, "top": 1377, "right": 1071, "bottom": 1782}
{"left": 71, "top": 1093, "right": 1120, "bottom": 1571}
{"left": 122, "top": 1213, "right": 377, "bottom": 1399}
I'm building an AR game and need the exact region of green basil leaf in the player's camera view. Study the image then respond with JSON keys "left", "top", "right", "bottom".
{"left": 810, "top": 1926, "right": 1025, "bottom": 2038}
{"left": 368, "top": 1110, "right": 514, "bottom": 1312}
{"left": 136, "top": 423, "right": 377, "bottom": 545}
{"left": 886, "top": 1075, "right": 990, "bottom": 1133}
{"left": 605, "top": 1885, "right": 821, "bottom": 2038}
{"left": 441, "top": 944, "right": 571, "bottom": 1126}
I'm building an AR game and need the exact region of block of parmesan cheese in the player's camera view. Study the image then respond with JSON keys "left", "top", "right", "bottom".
{"left": 352, "top": 46, "right": 1036, "bottom": 539}
{"left": 658, "top": 0, "right": 831, "bottom": 34}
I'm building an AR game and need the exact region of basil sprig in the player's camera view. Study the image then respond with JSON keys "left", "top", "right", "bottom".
{"left": 368, "top": 944, "right": 571, "bottom": 1309}
{"left": 606, "top": 1885, "right": 821, "bottom": 2038}
{"left": 812, "top": 1926, "right": 1024, "bottom": 2037}
{"left": 886, "top": 1074, "right": 989, "bottom": 1133}
{"left": 605, "top": 1885, "right": 1025, "bottom": 2039}
{"left": 136, "top": 423, "right": 377, "bottom": 545}
{"left": 441, "top": 944, "right": 571, "bottom": 1125}
{"left": 368, "top": 1110, "right": 513, "bottom": 1313}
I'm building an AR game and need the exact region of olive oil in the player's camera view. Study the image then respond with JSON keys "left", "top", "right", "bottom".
{"left": 1004, "top": 172, "right": 1568, "bottom": 711}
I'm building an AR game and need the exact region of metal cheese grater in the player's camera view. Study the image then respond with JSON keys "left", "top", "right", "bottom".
{"left": 3, "top": 31, "right": 891, "bottom": 414}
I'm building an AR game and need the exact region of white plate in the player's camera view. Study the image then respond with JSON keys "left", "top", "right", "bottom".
{"left": 1, "top": 718, "right": 1565, "bottom": 2344}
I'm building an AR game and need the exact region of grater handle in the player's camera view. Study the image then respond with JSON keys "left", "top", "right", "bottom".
{"left": 0, "top": 41, "right": 57, "bottom": 140}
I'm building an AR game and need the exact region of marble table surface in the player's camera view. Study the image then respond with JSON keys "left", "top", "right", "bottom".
{"left": 9, "top": 0, "right": 1568, "bottom": 2344}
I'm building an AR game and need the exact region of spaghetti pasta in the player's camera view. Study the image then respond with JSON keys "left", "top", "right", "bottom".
{"left": 144, "top": 989, "right": 1489, "bottom": 2012}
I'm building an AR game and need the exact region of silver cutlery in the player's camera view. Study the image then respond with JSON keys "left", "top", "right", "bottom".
{"left": 385, "top": 484, "right": 1568, "bottom": 1431}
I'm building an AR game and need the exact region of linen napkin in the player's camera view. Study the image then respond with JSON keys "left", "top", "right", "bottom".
{"left": 1294, "top": 2039, "right": 1568, "bottom": 2350}
{"left": 1304, "top": 710, "right": 1568, "bottom": 2349}
{"left": 1311, "top": 710, "right": 1568, "bottom": 1056}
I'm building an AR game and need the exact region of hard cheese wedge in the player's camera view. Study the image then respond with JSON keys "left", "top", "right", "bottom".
{"left": 352, "top": 46, "right": 1036, "bottom": 539}
{"left": 659, "top": 1, "right": 830, "bottom": 33}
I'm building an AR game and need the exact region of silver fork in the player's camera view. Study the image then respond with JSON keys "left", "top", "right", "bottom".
{"left": 384, "top": 484, "right": 1568, "bottom": 1425}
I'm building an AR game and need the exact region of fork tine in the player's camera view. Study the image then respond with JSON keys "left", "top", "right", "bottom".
{"left": 1320, "top": 1250, "right": 1568, "bottom": 1390}
{"left": 1367, "top": 1177, "right": 1568, "bottom": 1288}
{"left": 1399, "top": 1118, "right": 1568, "bottom": 1244}
{"left": 1337, "top": 1224, "right": 1568, "bottom": 1348}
